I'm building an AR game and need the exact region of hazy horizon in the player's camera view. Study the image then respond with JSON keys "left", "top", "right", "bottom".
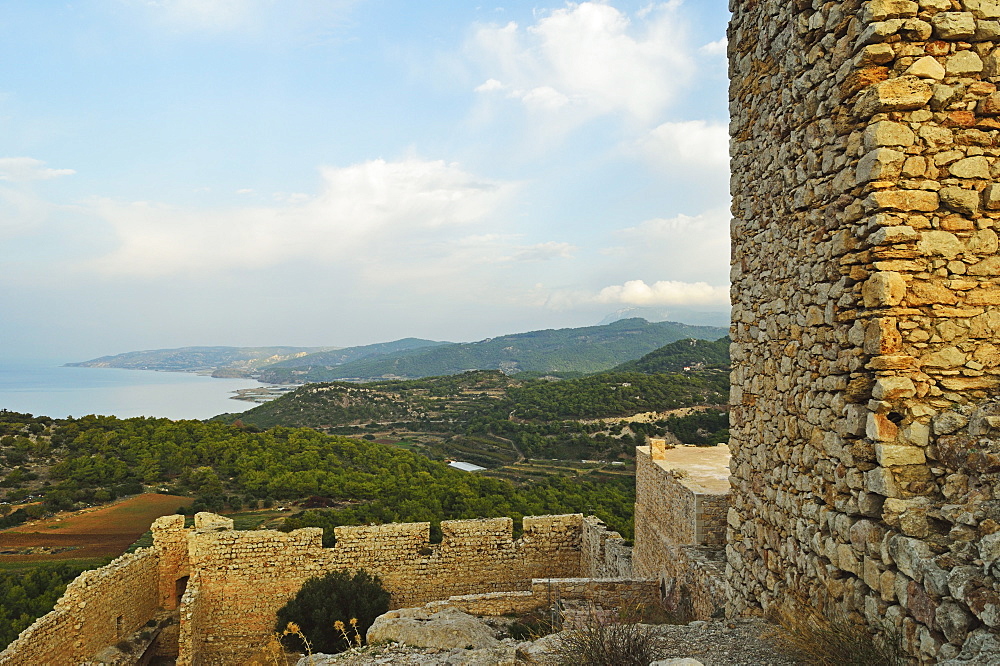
{"left": 1, "top": 1, "right": 731, "bottom": 360}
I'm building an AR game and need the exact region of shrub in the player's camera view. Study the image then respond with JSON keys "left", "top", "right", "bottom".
{"left": 274, "top": 570, "right": 390, "bottom": 654}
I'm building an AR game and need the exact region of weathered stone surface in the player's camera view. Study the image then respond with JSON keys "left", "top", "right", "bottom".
{"left": 949, "top": 156, "right": 991, "bottom": 179}
{"left": 876, "top": 443, "right": 927, "bottom": 466}
{"left": 866, "top": 189, "right": 939, "bottom": 212}
{"left": 906, "top": 55, "right": 946, "bottom": 79}
{"left": 863, "top": 272, "right": 907, "bottom": 307}
{"left": 918, "top": 230, "right": 964, "bottom": 258}
{"left": 939, "top": 187, "right": 981, "bottom": 216}
{"left": 857, "top": 77, "right": 934, "bottom": 116}
{"left": 864, "top": 121, "right": 916, "bottom": 149}
{"left": 857, "top": 148, "right": 906, "bottom": 182}
{"left": 946, "top": 50, "right": 984, "bottom": 75}
{"left": 933, "top": 12, "right": 978, "bottom": 39}
{"left": 967, "top": 0, "right": 1000, "bottom": 19}
{"left": 367, "top": 607, "right": 499, "bottom": 650}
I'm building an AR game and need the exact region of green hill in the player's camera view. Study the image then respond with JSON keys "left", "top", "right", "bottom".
{"left": 257, "top": 319, "right": 728, "bottom": 383}
{"left": 613, "top": 336, "right": 731, "bottom": 374}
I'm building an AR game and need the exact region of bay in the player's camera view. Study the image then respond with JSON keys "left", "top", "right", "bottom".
{"left": 0, "top": 360, "right": 264, "bottom": 421}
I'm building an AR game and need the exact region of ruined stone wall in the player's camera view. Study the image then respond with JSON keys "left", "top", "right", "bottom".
{"left": 729, "top": 0, "right": 1000, "bottom": 661}
{"left": 632, "top": 445, "right": 729, "bottom": 620}
{"left": 0, "top": 549, "right": 160, "bottom": 665}
{"left": 633, "top": 446, "right": 729, "bottom": 575}
{"left": 176, "top": 514, "right": 584, "bottom": 664}
{"left": 581, "top": 515, "right": 634, "bottom": 578}
{"left": 427, "top": 578, "right": 659, "bottom": 618}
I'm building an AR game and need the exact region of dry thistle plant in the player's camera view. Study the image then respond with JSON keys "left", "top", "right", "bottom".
{"left": 334, "top": 618, "right": 363, "bottom": 649}
{"left": 282, "top": 622, "right": 315, "bottom": 665}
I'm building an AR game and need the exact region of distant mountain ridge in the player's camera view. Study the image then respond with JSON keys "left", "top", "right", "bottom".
{"left": 256, "top": 318, "right": 728, "bottom": 383}
{"left": 65, "top": 346, "right": 337, "bottom": 373}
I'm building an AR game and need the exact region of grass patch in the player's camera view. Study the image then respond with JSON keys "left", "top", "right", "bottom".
{"left": 766, "top": 597, "right": 906, "bottom": 666}
{"left": 0, "top": 556, "right": 111, "bottom": 572}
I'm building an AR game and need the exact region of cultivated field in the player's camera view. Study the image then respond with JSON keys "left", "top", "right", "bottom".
{"left": 0, "top": 493, "right": 193, "bottom": 563}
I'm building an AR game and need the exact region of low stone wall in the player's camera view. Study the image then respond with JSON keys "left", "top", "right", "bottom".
{"left": 581, "top": 516, "right": 633, "bottom": 578}
{"left": 425, "top": 577, "right": 660, "bottom": 620}
{"left": 0, "top": 548, "right": 160, "bottom": 666}
{"left": 660, "top": 545, "right": 726, "bottom": 621}
{"left": 175, "top": 513, "right": 586, "bottom": 664}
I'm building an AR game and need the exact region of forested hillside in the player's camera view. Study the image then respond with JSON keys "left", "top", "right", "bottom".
{"left": 0, "top": 411, "right": 634, "bottom": 538}
{"left": 613, "top": 337, "right": 730, "bottom": 374}
{"left": 257, "top": 318, "right": 728, "bottom": 382}
{"left": 219, "top": 358, "right": 729, "bottom": 466}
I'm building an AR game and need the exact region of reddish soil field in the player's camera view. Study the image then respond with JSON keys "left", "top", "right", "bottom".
{"left": 0, "top": 493, "right": 193, "bottom": 562}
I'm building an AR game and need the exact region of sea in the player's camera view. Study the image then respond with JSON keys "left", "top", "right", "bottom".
{"left": 0, "top": 359, "right": 264, "bottom": 421}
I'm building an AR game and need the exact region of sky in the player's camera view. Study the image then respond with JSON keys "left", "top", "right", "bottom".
{"left": 0, "top": 0, "right": 732, "bottom": 360}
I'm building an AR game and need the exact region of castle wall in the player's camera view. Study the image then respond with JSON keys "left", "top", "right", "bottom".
{"left": 0, "top": 549, "right": 160, "bottom": 666}
{"left": 632, "top": 444, "right": 729, "bottom": 620}
{"left": 581, "top": 515, "right": 634, "bottom": 578}
{"left": 730, "top": 0, "right": 1000, "bottom": 661}
{"left": 176, "top": 514, "right": 584, "bottom": 664}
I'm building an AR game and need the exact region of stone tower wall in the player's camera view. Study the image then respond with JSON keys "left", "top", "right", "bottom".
{"left": 729, "top": 0, "right": 1000, "bottom": 661}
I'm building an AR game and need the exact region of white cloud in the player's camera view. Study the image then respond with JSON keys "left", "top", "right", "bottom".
{"left": 700, "top": 38, "right": 727, "bottom": 55}
{"left": 469, "top": 2, "right": 693, "bottom": 124}
{"left": 506, "top": 241, "right": 576, "bottom": 262}
{"left": 643, "top": 120, "right": 729, "bottom": 170}
{"left": 596, "top": 279, "right": 728, "bottom": 306}
{"left": 608, "top": 208, "right": 731, "bottom": 283}
{"left": 0, "top": 158, "right": 75, "bottom": 182}
{"left": 90, "top": 158, "right": 516, "bottom": 276}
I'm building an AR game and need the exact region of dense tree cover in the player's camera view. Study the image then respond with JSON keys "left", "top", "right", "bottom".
{"left": 215, "top": 383, "right": 422, "bottom": 430}
{"left": 663, "top": 410, "right": 730, "bottom": 446}
{"left": 504, "top": 372, "right": 729, "bottom": 421}
{"left": 281, "top": 473, "right": 635, "bottom": 544}
{"left": 0, "top": 412, "right": 634, "bottom": 539}
{"left": 0, "top": 561, "right": 107, "bottom": 648}
{"left": 613, "top": 337, "right": 731, "bottom": 374}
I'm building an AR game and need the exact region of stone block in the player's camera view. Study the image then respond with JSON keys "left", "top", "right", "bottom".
{"left": 933, "top": 12, "right": 978, "bottom": 39}
{"left": 866, "top": 189, "right": 939, "bottom": 212}
{"left": 940, "top": 187, "right": 981, "bottom": 216}
{"left": 873, "top": 376, "right": 916, "bottom": 400}
{"left": 857, "top": 148, "right": 906, "bottom": 182}
{"left": 856, "top": 77, "right": 934, "bottom": 116}
{"left": 863, "top": 272, "right": 908, "bottom": 307}
{"left": 949, "top": 156, "right": 991, "bottom": 178}
{"left": 946, "top": 50, "right": 985, "bottom": 75}
{"left": 864, "top": 121, "right": 917, "bottom": 149}
{"left": 905, "top": 55, "right": 946, "bottom": 79}
{"left": 918, "top": 230, "right": 964, "bottom": 258}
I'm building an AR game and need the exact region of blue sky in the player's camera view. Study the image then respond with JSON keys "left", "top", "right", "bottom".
{"left": 1, "top": 0, "right": 731, "bottom": 359}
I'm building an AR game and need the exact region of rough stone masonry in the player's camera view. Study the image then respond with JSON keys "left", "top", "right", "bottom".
{"left": 729, "top": 0, "right": 1000, "bottom": 662}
